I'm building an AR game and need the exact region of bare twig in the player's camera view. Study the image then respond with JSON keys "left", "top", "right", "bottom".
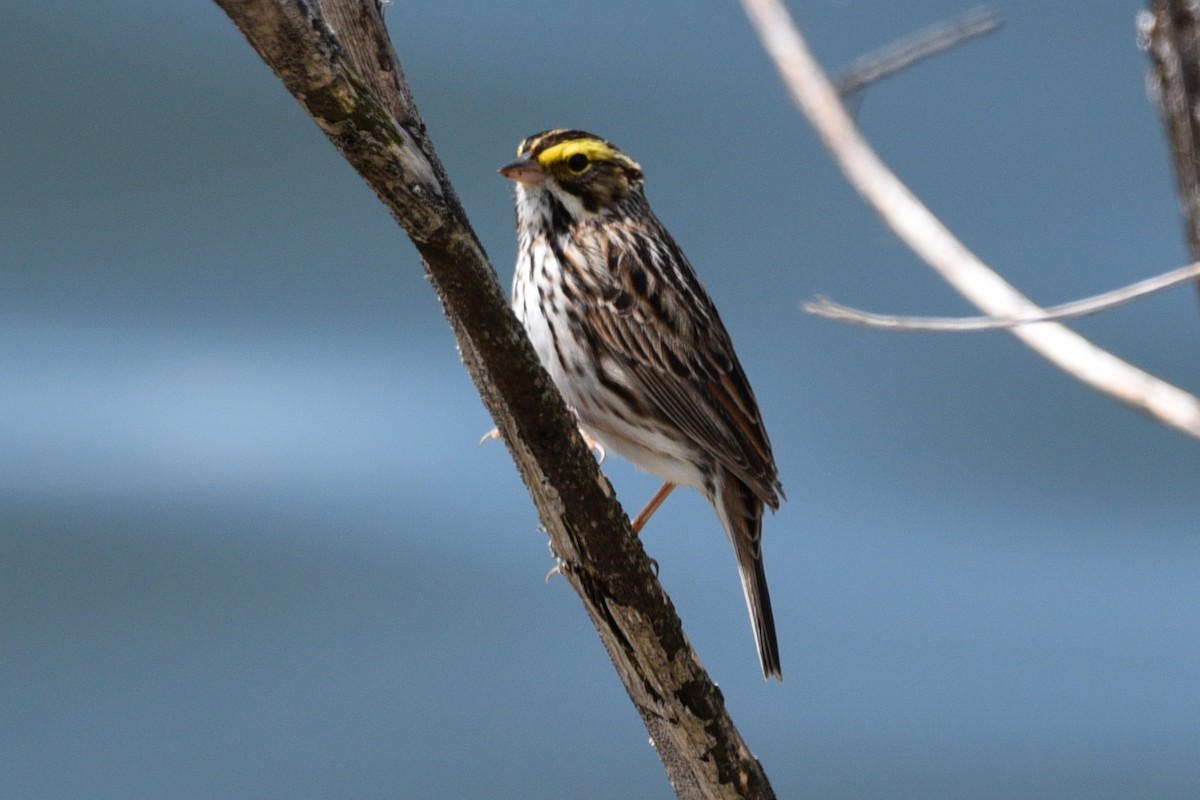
{"left": 213, "top": 1, "right": 775, "bottom": 797}
{"left": 836, "top": 7, "right": 1002, "bottom": 96}
{"left": 805, "top": 261, "right": 1200, "bottom": 331}
{"left": 740, "top": 0, "right": 1200, "bottom": 438}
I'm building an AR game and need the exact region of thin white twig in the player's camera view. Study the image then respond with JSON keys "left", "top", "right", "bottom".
{"left": 805, "top": 261, "right": 1200, "bottom": 331}
{"left": 740, "top": 0, "right": 1200, "bottom": 439}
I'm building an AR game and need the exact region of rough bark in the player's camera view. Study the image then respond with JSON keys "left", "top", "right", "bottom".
{"left": 1144, "top": 0, "right": 1200, "bottom": 286}
{"left": 211, "top": 1, "right": 776, "bottom": 797}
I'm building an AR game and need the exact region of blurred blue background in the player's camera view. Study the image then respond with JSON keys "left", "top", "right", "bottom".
{"left": 3, "top": 1, "right": 1199, "bottom": 797}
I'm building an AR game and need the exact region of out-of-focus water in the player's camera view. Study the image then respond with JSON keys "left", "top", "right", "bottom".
{"left": 3, "top": 2, "right": 1199, "bottom": 797}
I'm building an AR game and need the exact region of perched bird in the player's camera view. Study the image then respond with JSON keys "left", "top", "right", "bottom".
{"left": 500, "top": 129, "right": 785, "bottom": 680}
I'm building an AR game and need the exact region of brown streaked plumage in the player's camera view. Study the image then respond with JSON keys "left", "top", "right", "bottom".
{"left": 500, "top": 129, "right": 784, "bottom": 679}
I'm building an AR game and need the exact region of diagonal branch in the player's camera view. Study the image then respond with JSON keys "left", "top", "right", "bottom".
{"left": 740, "top": 0, "right": 1200, "bottom": 440}
{"left": 805, "top": 261, "right": 1200, "bottom": 331}
{"left": 212, "top": 1, "right": 775, "bottom": 797}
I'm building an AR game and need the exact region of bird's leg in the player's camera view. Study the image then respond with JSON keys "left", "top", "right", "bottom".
{"left": 631, "top": 482, "right": 676, "bottom": 533}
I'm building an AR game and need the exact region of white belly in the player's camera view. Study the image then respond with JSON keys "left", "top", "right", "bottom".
{"left": 514, "top": 241, "right": 707, "bottom": 493}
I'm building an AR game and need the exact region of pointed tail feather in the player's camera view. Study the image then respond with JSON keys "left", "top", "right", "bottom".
{"left": 743, "top": 547, "right": 781, "bottom": 680}
{"left": 716, "top": 471, "right": 782, "bottom": 680}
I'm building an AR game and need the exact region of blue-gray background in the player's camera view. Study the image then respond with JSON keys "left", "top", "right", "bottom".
{"left": 3, "top": 2, "right": 1198, "bottom": 798}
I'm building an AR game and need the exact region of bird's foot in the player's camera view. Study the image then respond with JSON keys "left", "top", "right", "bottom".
{"left": 578, "top": 428, "right": 606, "bottom": 464}
{"left": 479, "top": 424, "right": 605, "bottom": 464}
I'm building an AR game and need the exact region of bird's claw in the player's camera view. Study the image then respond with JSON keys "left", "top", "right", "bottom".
{"left": 545, "top": 540, "right": 569, "bottom": 583}
{"left": 479, "top": 424, "right": 604, "bottom": 466}
{"left": 579, "top": 428, "right": 606, "bottom": 464}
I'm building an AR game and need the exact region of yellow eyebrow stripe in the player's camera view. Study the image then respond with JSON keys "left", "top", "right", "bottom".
{"left": 536, "top": 138, "right": 621, "bottom": 168}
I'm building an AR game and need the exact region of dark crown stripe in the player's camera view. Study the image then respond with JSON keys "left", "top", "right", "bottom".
{"left": 521, "top": 128, "right": 609, "bottom": 157}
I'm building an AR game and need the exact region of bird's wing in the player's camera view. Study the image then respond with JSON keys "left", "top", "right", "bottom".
{"left": 580, "top": 220, "right": 782, "bottom": 508}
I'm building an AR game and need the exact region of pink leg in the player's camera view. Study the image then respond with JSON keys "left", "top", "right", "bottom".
{"left": 631, "top": 482, "right": 677, "bottom": 533}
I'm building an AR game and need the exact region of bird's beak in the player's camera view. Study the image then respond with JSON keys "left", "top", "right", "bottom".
{"left": 499, "top": 155, "right": 545, "bottom": 185}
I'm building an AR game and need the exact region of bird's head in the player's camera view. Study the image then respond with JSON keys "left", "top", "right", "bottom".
{"left": 500, "top": 129, "right": 644, "bottom": 216}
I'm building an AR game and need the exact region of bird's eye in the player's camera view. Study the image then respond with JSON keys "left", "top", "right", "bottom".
{"left": 567, "top": 153, "right": 590, "bottom": 173}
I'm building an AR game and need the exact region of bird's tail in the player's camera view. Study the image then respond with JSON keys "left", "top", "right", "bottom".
{"left": 716, "top": 471, "right": 782, "bottom": 680}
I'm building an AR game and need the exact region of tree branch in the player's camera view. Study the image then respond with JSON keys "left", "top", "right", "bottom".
{"left": 212, "top": 1, "right": 774, "bottom": 797}
{"left": 805, "top": 261, "right": 1200, "bottom": 331}
{"left": 1141, "top": 1, "right": 1200, "bottom": 290}
{"left": 740, "top": 0, "right": 1200, "bottom": 440}
{"left": 835, "top": 6, "right": 1002, "bottom": 97}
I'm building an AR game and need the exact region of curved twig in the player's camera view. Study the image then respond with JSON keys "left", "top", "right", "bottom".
{"left": 740, "top": 0, "right": 1200, "bottom": 439}
{"left": 805, "top": 261, "right": 1200, "bottom": 331}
